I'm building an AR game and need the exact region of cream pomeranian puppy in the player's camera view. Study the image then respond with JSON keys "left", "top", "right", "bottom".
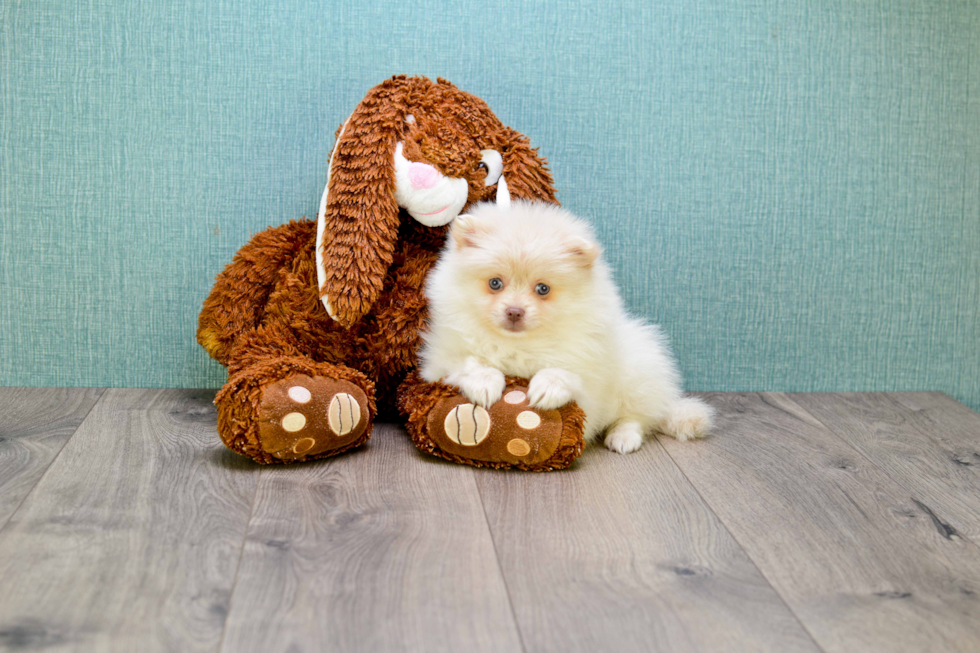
{"left": 418, "top": 200, "right": 712, "bottom": 453}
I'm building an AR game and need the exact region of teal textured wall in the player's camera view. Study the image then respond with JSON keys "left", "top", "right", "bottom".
{"left": 2, "top": 1, "right": 979, "bottom": 409}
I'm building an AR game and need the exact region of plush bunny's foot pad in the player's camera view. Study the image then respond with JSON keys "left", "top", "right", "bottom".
{"left": 257, "top": 374, "right": 370, "bottom": 462}
{"left": 399, "top": 372, "right": 585, "bottom": 471}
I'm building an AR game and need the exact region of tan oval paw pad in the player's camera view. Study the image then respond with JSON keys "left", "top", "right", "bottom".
{"left": 516, "top": 410, "right": 541, "bottom": 429}
{"left": 282, "top": 412, "right": 307, "bottom": 432}
{"left": 507, "top": 438, "right": 531, "bottom": 456}
{"left": 292, "top": 437, "right": 316, "bottom": 454}
{"left": 328, "top": 393, "right": 361, "bottom": 436}
{"left": 444, "top": 404, "right": 491, "bottom": 446}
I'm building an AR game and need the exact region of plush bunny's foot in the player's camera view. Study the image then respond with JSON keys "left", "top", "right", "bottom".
{"left": 257, "top": 374, "right": 370, "bottom": 462}
{"left": 399, "top": 372, "right": 585, "bottom": 471}
{"left": 216, "top": 358, "right": 376, "bottom": 464}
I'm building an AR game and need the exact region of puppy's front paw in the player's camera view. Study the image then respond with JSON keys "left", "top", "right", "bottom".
{"left": 445, "top": 367, "right": 506, "bottom": 408}
{"left": 604, "top": 421, "right": 644, "bottom": 454}
{"left": 527, "top": 368, "right": 580, "bottom": 410}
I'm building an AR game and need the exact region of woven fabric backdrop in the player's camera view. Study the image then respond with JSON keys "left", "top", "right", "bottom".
{"left": 2, "top": 1, "right": 979, "bottom": 409}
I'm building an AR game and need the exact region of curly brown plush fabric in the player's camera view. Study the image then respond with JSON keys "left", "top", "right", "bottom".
{"left": 198, "top": 76, "right": 583, "bottom": 468}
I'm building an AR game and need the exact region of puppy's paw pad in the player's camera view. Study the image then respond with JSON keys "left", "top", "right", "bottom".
{"left": 604, "top": 424, "right": 644, "bottom": 454}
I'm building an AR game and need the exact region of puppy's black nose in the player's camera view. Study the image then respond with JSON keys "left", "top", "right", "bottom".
{"left": 506, "top": 307, "right": 525, "bottom": 323}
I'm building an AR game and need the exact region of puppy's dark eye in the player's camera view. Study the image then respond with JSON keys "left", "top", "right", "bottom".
{"left": 477, "top": 162, "right": 488, "bottom": 173}
{"left": 535, "top": 283, "right": 550, "bottom": 296}
{"left": 488, "top": 277, "right": 503, "bottom": 291}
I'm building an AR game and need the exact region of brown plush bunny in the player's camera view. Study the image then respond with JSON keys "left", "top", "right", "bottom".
{"left": 198, "top": 76, "right": 584, "bottom": 469}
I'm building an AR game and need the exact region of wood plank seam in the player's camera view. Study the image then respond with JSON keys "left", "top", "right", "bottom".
{"left": 779, "top": 393, "right": 980, "bottom": 551}
{"left": 659, "top": 392, "right": 980, "bottom": 651}
{"left": 0, "top": 387, "right": 106, "bottom": 537}
{"left": 0, "top": 388, "right": 263, "bottom": 651}
{"left": 474, "top": 475, "right": 530, "bottom": 653}
{"left": 218, "top": 424, "right": 526, "bottom": 652}
{"left": 653, "top": 430, "right": 830, "bottom": 653}
{"left": 216, "top": 467, "right": 264, "bottom": 653}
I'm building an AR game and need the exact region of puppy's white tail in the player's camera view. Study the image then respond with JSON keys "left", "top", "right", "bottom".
{"left": 661, "top": 396, "right": 714, "bottom": 441}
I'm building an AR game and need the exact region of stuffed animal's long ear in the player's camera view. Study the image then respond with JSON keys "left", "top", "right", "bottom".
{"left": 316, "top": 80, "right": 408, "bottom": 328}
{"left": 499, "top": 128, "right": 558, "bottom": 204}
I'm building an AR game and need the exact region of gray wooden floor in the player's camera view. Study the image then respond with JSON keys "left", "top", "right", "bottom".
{"left": 1, "top": 389, "right": 979, "bottom": 652}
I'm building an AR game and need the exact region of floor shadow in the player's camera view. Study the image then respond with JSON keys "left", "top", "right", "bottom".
{"left": 204, "top": 436, "right": 377, "bottom": 471}
{"left": 205, "top": 445, "right": 264, "bottom": 472}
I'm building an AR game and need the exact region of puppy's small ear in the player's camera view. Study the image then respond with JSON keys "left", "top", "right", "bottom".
{"left": 450, "top": 214, "right": 485, "bottom": 249}
{"left": 567, "top": 238, "right": 599, "bottom": 268}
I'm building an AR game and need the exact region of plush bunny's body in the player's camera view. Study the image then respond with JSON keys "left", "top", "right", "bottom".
{"left": 198, "top": 76, "right": 584, "bottom": 468}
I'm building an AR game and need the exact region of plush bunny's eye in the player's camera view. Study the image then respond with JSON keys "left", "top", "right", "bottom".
{"left": 478, "top": 150, "right": 503, "bottom": 186}
{"left": 489, "top": 277, "right": 504, "bottom": 291}
{"left": 535, "top": 283, "right": 550, "bottom": 296}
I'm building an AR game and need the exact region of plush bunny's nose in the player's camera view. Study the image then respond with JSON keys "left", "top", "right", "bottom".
{"left": 409, "top": 162, "right": 442, "bottom": 190}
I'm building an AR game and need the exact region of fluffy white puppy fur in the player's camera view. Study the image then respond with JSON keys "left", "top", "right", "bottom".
{"left": 418, "top": 200, "right": 712, "bottom": 454}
